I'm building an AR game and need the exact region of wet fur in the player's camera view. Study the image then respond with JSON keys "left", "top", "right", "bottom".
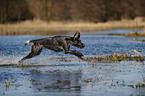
{"left": 19, "top": 32, "right": 85, "bottom": 63}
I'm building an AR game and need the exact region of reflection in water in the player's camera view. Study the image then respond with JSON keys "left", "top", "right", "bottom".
{"left": 29, "top": 68, "right": 82, "bottom": 92}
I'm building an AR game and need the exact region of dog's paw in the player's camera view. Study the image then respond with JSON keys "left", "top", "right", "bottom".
{"left": 18, "top": 60, "right": 23, "bottom": 64}
{"left": 77, "top": 54, "right": 84, "bottom": 60}
{"left": 80, "top": 56, "right": 84, "bottom": 60}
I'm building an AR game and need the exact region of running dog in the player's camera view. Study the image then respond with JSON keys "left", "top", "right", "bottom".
{"left": 19, "top": 32, "right": 85, "bottom": 63}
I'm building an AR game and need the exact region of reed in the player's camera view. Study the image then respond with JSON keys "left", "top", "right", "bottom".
{"left": 0, "top": 19, "right": 145, "bottom": 35}
{"left": 116, "top": 80, "right": 119, "bottom": 84}
{"left": 110, "top": 79, "right": 113, "bottom": 86}
{"left": 5, "top": 78, "right": 12, "bottom": 89}
{"left": 84, "top": 72, "right": 88, "bottom": 83}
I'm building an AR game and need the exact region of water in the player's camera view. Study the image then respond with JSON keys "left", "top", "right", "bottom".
{"left": 0, "top": 30, "right": 145, "bottom": 96}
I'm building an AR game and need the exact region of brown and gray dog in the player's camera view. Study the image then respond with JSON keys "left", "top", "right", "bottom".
{"left": 19, "top": 32, "right": 85, "bottom": 63}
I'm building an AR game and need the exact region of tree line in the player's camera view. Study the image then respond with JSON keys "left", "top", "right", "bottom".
{"left": 0, "top": 0, "right": 145, "bottom": 23}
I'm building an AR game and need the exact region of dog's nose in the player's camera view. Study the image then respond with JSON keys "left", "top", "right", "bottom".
{"left": 82, "top": 44, "right": 85, "bottom": 47}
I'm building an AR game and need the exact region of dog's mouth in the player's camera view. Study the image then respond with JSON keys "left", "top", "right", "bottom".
{"left": 79, "top": 44, "right": 85, "bottom": 49}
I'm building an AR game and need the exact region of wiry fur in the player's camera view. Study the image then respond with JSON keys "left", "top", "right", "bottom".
{"left": 19, "top": 32, "right": 85, "bottom": 63}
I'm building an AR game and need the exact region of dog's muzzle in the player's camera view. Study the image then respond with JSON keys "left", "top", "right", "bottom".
{"left": 79, "top": 44, "right": 85, "bottom": 49}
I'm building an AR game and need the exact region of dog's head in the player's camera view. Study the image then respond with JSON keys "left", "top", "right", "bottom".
{"left": 67, "top": 32, "right": 85, "bottom": 49}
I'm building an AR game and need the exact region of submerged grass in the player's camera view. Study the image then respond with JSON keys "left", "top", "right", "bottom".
{"left": 127, "top": 80, "right": 145, "bottom": 89}
{"left": 83, "top": 72, "right": 145, "bottom": 90}
{"left": 0, "top": 19, "right": 145, "bottom": 35}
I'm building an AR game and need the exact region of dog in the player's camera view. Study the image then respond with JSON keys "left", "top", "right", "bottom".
{"left": 19, "top": 32, "right": 85, "bottom": 63}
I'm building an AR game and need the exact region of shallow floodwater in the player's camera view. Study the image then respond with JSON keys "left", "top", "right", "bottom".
{"left": 0, "top": 30, "right": 145, "bottom": 96}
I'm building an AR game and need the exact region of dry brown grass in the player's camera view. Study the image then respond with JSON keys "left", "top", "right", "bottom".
{"left": 0, "top": 18, "right": 145, "bottom": 35}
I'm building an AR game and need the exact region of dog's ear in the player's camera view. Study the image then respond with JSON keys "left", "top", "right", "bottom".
{"left": 73, "top": 31, "right": 80, "bottom": 40}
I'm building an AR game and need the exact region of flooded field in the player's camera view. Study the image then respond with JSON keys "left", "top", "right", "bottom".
{"left": 0, "top": 30, "right": 145, "bottom": 96}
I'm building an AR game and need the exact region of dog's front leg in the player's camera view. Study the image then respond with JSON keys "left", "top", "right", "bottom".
{"left": 64, "top": 50, "right": 84, "bottom": 59}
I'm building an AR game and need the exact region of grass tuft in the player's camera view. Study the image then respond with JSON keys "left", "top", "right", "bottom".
{"left": 84, "top": 49, "right": 145, "bottom": 63}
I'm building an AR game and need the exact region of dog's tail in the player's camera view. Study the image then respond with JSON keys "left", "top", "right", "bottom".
{"left": 24, "top": 40, "right": 33, "bottom": 46}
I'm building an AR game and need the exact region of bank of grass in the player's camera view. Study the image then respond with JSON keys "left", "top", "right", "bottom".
{"left": 0, "top": 18, "right": 145, "bottom": 35}
{"left": 84, "top": 49, "right": 145, "bottom": 63}
{"left": 122, "top": 31, "right": 145, "bottom": 37}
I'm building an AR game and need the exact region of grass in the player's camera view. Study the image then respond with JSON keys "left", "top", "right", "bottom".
{"left": 0, "top": 49, "right": 144, "bottom": 67}
{"left": 5, "top": 78, "right": 12, "bottom": 90}
{"left": 0, "top": 18, "right": 145, "bottom": 35}
{"left": 83, "top": 72, "right": 145, "bottom": 89}
{"left": 121, "top": 31, "right": 145, "bottom": 41}
{"left": 122, "top": 31, "right": 145, "bottom": 37}
{"left": 84, "top": 49, "right": 145, "bottom": 63}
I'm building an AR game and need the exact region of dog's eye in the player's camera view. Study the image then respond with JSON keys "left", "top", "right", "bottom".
{"left": 78, "top": 40, "right": 81, "bottom": 42}
{"left": 74, "top": 39, "right": 81, "bottom": 43}
{"left": 75, "top": 40, "right": 80, "bottom": 43}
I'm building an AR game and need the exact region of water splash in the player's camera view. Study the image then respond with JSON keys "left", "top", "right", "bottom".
{"left": 0, "top": 53, "right": 22, "bottom": 65}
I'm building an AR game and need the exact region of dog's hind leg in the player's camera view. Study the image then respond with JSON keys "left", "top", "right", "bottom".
{"left": 19, "top": 44, "right": 43, "bottom": 63}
